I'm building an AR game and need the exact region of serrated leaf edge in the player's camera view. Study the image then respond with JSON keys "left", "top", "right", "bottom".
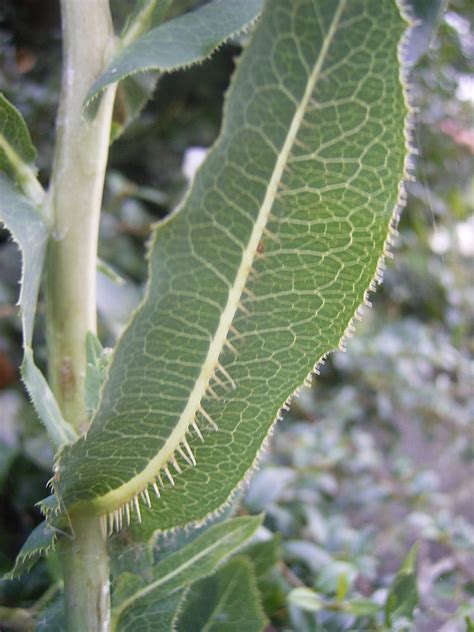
{"left": 59, "top": 0, "right": 415, "bottom": 540}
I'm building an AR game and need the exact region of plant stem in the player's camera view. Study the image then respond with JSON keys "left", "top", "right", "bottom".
{"left": 45, "top": 0, "right": 116, "bottom": 630}
{"left": 59, "top": 514, "right": 112, "bottom": 632}
{"left": 45, "top": 0, "right": 116, "bottom": 431}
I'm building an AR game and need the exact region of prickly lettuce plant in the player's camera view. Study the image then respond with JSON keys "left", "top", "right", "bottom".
{"left": 0, "top": 0, "right": 411, "bottom": 630}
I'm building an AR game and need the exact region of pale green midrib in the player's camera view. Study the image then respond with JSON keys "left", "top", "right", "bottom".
{"left": 84, "top": 0, "right": 347, "bottom": 515}
{"left": 0, "top": 135, "right": 45, "bottom": 206}
{"left": 114, "top": 530, "right": 245, "bottom": 620}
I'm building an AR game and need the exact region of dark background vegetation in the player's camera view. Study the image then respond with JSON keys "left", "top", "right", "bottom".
{"left": 0, "top": 0, "right": 472, "bottom": 630}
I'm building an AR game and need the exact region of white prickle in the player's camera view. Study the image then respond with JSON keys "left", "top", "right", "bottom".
{"left": 191, "top": 419, "right": 204, "bottom": 441}
{"left": 171, "top": 456, "right": 182, "bottom": 474}
{"left": 229, "top": 324, "right": 241, "bottom": 338}
{"left": 182, "top": 438, "right": 196, "bottom": 466}
{"left": 207, "top": 384, "right": 220, "bottom": 400}
{"left": 133, "top": 496, "right": 142, "bottom": 522}
{"left": 100, "top": 515, "right": 107, "bottom": 538}
{"left": 237, "top": 302, "right": 251, "bottom": 317}
{"left": 177, "top": 445, "right": 193, "bottom": 467}
{"left": 141, "top": 488, "right": 151, "bottom": 508}
{"left": 242, "top": 286, "right": 256, "bottom": 300}
{"left": 164, "top": 466, "right": 175, "bottom": 486}
{"left": 211, "top": 372, "right": 228, "bottom": 390}
{"left": 199, "top": 406, "right": 218, "bottom": 430}
{"left": 217, "top": 362, "right": 236, "bottom": 388}
{"left": 225, "top": 338, "right": 239, "bottom": 355}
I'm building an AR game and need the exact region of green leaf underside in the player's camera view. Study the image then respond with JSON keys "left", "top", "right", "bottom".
{"left": 0, "top": 171, "right": 74, "bottom": 448}
{"left": 0, "top": 93, "right": 37, "bottom": 175}
{"left": 0, "top": 175, "right": 46, "bottom": 346}
{"left": 86, "top": 0, "right": 263, "bottom": 106}
{"left": 113, "top": 516, "right": 261, "bottom": 628}
{"left": 117, "top": 589, "right": 184, "bottom": 632}
{"left": 5, "top": 521, "right": 56, "bottom": 579}
{"left": 177, "top": 557, "right": 267, "bottom": 632}
{"left": 22, "top": 349, "right": 77, "bottom": 446}
{"left": 59, "top": 0, "right": 409, "bottom": 536}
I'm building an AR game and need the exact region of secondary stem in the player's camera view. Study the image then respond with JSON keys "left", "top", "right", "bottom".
{"left": 46, "top": 1, "right": 116, "bottom": 630}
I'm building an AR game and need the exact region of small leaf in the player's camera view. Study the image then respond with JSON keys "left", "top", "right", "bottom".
{"left": 465, "top": 616, "right": 474, "bottom": 632}
{"left": 112, "top": 515, "right": 262, "bottom": 627}
{"left": 97, "top": 259, "right": 126, "bottom": 286}
{"left": 0, "top": 93, "right": 43, "bottom": 203}
{"left": 0, "top": 177, "right": 73, "bottom": 447}
{"left": 385, "top": 544, "right": 419, "bottom": 627}
{"left": 85, "top": 332, "right": 113, "bottom": 417}
{"left": 0, "top": 93, "right": 37, "bottom": 172}
{"left": 111, "top": 0, "right": 174, "bottom": 140}
{"left": 22, "top": 349, "right": 77, "bottom": 447}
{"left": 288, "top": 587, "right": 324, "bottom": 613}
{"left": 344, "top": 598, "right": 380, "bottom": 616}
{"left": 0, "top": 175, "right": 47, "bottom": 347}
{"left": 316, "top": 561, "right": 357, "bottom": 596}
{"left": 86, "top": 0, "right": 263, "bottom": 107}
{"left": 4, "top": 521, "right": 56, "bottom": 579}
{"left": 177, "top": 557, "right": 267, "bottom": 632}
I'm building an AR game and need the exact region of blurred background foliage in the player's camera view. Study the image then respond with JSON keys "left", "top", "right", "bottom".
{"left": 0, "top": 0, "right": 473, "bottom": 630}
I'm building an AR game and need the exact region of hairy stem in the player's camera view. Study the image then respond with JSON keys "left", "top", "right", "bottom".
{"left": 46, "top": 0, "right": 116, "bottom": 630}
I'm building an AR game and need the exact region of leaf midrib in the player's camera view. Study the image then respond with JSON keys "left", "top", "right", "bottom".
{"left": 87, "top": 0, "right": 347, "bottom": 516}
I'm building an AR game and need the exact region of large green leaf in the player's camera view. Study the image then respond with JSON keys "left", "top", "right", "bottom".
{"left": 112, "top": 515, "right": 261, "bottom": 630}
{"left": 177, "top": 557, "right": 267, "bottom": 632}
{"left": 58, "top": 0, "right": 410, "bottom": 535}
{"left": 86, "top": 0, "right": 263, "bottom": 106}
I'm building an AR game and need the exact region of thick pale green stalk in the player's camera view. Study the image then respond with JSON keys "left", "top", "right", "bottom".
{"left": 45, "top": 0, "right": 116, "bottom": 430}
{"left": 45, "top": 0, "right": 116, "bottom": 630}
{"left": 58, "top": 515, "right": 112, "bottom": 632}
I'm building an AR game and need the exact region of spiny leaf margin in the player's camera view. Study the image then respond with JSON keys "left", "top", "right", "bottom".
{"left": 55, "top": 0, "right": 409, "bottom": 535}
